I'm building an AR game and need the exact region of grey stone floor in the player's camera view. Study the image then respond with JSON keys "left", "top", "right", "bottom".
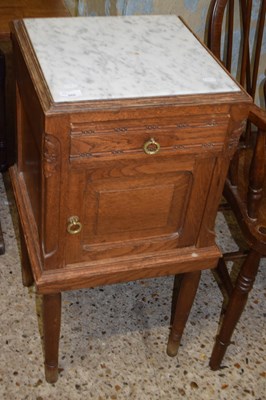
{"left": 0, "top": 172, "right": 265, "bottom": 399}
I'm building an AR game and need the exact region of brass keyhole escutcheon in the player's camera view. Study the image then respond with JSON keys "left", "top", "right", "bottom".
{"left": 143, "top": 138, "right": 160, "bottom": 155}
{"left": 67, "top": 216, "right": 82, "bottom": 235}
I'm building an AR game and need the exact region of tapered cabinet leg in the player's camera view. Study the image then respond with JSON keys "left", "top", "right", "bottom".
{"left": 167, "top": 271, "right": 201, "bottom": 357}
{"left": 170, "top": 274, "right": 183, "bottom": 325}
{"left": 19, "top": 223, "right": 34, "bottom": 287}
{"left": 210, "top": 250, "right": 261, "bottom": 370}
{"left": 43, "top": 293, "right": 62, "bottom": 383}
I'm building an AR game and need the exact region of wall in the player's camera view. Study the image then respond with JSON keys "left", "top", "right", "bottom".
{"left": 65, "top": 0, "right": 210, "bottom": 39}
{"left": 64, "top": 0, "right": 265, "bottom": 105}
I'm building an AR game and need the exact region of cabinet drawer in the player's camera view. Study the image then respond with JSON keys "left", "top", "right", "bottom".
{"left": 70, "top": 114, "right": 229, "bottom": 162}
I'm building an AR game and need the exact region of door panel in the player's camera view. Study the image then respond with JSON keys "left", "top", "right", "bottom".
{"left": 65, "top": 154, "right": 214, "bottom": 264}
{"left": 83, "top": 172, "right": 191, "bottom": 241}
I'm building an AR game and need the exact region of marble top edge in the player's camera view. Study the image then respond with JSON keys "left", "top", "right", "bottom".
{"left": 23, "top": 15, "right": 241, "bottom": 103}
{"left": 23, "top": 15, "right": 178, "bottom": 20}
{"left": 22, "top": 15, "right": 181, "bottom": 25}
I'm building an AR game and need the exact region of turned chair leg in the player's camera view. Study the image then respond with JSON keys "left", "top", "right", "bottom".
{"left": 210, "top": 250, "right": 261, "bottom": 370}
{"left": 215, "top": 257, "right": 233, "bottom": 297}
{"left": 19, "top": 223, "right": 34, "bottom": 287}
{"left": 43, "top": 293, "right": 62, "bottom": 383}
{"left": 167, "top": 270, "right": 201, "bottom": 357}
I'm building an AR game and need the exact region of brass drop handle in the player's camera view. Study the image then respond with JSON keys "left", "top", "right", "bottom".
{"left": 143, "top": 138, "right": 160, "bottom": 155}
{"left": 67, "top": 216, "right": 82, "bottom": 235}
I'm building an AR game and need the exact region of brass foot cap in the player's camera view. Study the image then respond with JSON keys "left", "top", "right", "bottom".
{"left": 45, "top": 364, "right": 58, "bottom": 384}
{"left": 166, "top": 338, "right": 180, "bottom": 357}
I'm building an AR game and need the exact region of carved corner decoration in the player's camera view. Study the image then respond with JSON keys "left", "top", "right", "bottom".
{"left": 227, "top": 120, "right": 247, "bottom": 156}
{"left": 43, "top": 134, "right": 61, "bottom": 178}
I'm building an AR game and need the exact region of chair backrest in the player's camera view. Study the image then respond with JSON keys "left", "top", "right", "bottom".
{"left": 207, "top": 0, "right": 265, "bottom": 104}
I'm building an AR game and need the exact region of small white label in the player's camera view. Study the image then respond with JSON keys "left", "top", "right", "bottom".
{"left": 59, "top": 89, "right": 82, "bottom": 98}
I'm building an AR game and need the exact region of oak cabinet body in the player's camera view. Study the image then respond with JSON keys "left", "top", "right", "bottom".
{"left": 13, "top": 77, "right": 246, "bottom": 292}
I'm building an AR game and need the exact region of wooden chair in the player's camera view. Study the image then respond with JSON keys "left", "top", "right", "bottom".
{"left": 207, "top": 0, "right": 266, "bottom": 369}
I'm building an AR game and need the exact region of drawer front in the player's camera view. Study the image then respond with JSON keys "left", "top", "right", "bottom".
{"left": 70, "top": 114, "right": 229, "bottom": 163}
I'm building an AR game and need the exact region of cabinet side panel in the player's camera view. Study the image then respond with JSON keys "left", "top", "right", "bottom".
{"left": 15, "top": 72, "right": 43, "bottom": 241}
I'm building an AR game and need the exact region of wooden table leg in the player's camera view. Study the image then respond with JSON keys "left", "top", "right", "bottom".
{"left": 43, "top": 293, "right": 62, "bottom": 383}
{"left": 210, "top": 250, "right": 261, "bottom": 370}
{"left": 167, "top": 270, "right": 201, "bottom": 357}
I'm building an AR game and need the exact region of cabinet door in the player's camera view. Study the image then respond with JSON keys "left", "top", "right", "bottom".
{"left": 65, "top": 154, "right": 215, "bottom": 264}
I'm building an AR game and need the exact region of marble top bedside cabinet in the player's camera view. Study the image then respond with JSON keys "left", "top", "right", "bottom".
{"left": 10, "top": 15, "right": 251, "bottom": 382}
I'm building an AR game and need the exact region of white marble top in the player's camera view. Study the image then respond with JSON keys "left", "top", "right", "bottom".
{"left": 23, "top": 15, "right": 240, "bottom": 103}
